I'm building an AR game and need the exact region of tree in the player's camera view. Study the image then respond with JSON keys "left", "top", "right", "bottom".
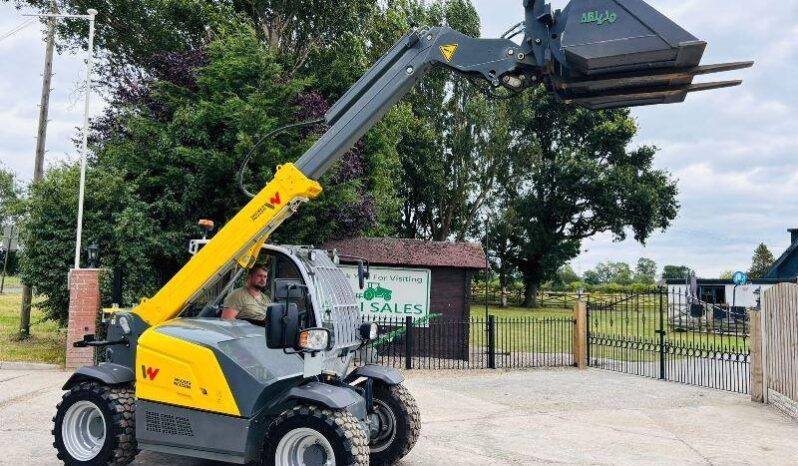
{"left": 8, "top": 0, "right": 216, "bottom": 79}
{"left": 748, "top": 243, "right": 775, "bottom": 279}
{"left": 484, "top": 208, "right": 520, "bottom": 307}
{"left": 582, "top": 269, "right": 601, "bottom": 286}
{"left": 719, "top": 270, "right": 734, "bottom": 280}
{"left": 18, "top": 164, "right": 154, "bottom": 323}
{"left": 503, "top": 90, "right": 679, "bottom": 307}
{"left": 391, "top": 0, "right": 511, "bottom": 241}
{"left": 8, "top": 0, "right": 377, "bottom": 84}
{"left": 91, "top": 23, "right": 384, "bottom": 281}
{"left": 634, "top": 258, "right": 657, "bottom": 284}
{"left": 0, "top": 165, "right": 20, "bottom": 228}
{"left": 662, "top": 265, "right": 691, "bottom": 281}
{"left": 555, "top": 264, "right": 580, "bottom": 288}
{"left": 584, "top": 262, "right": 634, "bottom": 285}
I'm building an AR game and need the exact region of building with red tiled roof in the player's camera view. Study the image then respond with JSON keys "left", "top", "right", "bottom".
{"left": 322, "top": 238, "right": 486, "bottom": 362}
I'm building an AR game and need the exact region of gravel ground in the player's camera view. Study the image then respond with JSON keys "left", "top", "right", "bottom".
{"left": 2, "top": 367, "right": 797, "bottom": 465}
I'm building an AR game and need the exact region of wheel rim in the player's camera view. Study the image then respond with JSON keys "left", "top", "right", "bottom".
{"left": 275, "top": 427, "right": 336, "bottom": 466}
{"left": 61, "top": 401, "right": 107, "bottom": 461}
{"left": 369, "top": 399, "right": 397, "bottom": 453}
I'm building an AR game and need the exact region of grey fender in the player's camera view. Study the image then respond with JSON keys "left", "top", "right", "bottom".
{"left": 345, "top": 365, "right": 404, "bottom": 386}
{"left": 62, "top": 363, "right": 135, "bottom": 390}
{"left": 284, "top": 382, "right": 363, "bottom": 410}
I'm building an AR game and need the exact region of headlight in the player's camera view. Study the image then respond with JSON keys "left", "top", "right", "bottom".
{"left": 359, "top": 323, "right": 379, "bottom": 340}
{"left": 298, "top": 328, "right": 330, "bottom": 351}
{"left": 118, "top": 314, "right": 132, "bottom": 335}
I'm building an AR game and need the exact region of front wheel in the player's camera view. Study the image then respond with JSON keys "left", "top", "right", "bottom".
{"left": 52, "top": 381, "right": 138, "bottom": 466}
{"left": 262, "top": 405, "right": 369, "bottom": 466}
{"left": 369, "top": 383, "right": 421, "bottom": 465}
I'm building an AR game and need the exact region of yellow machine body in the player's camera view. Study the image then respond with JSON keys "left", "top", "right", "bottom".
{"left": 135, "top": 327, "right": 241, "bottom": 416}
{"left": 131, "top": 163, "right": 322, "bottom": 326}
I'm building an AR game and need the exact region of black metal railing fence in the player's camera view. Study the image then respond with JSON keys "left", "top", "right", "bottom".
{"left": 355, "top": 315, "right": 574, "bottom": 370}
{"left": 587, "top": 289, "right": 751, "bottom": 394}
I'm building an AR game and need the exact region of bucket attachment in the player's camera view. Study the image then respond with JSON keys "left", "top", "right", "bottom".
{"left": 541, "top": 0, "right": 752, "bottom": 109}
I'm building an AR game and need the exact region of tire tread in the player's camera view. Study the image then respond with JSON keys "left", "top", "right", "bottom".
{"left": 52, "top": 381, "right": 138, "bottom": 466}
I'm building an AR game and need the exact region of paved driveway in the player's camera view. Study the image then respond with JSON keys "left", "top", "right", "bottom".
{"left": 2, "top": 367, "right": 796, "bottom": 465}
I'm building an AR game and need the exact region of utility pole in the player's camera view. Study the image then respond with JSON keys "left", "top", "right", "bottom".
{"left": 19, "top": 1, "right": 56, "bottom": 338}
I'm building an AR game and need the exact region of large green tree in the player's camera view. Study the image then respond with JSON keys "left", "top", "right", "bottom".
{"left": 662, "top": 265, "right": 691, "bottom": 280}
{"left": 635, "top": 258, "right": 657, "bottom": 284}
{"left": 378, "top": 0, "right": 511, "bottom": 241}
{"left": 502, "top": 90, "right": 679, "bottom": 307}
{"left": 748, "top": 243, "right": 775, "bottom": 279}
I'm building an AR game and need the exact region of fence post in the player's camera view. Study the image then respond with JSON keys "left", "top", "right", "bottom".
{"left": 404, "top": 316, "right": 413, "bottom": 370}
{"left": 658, "top": 290, "right": 666, "bottom": 380}
{"left": 488, "top": 315, "right": 496, "bottom": 369}
{"left": 573, "top": 301, "right": 587, "bottom": 369}
{"left": 749, "top": 309, "right": 764, "bottom": 403}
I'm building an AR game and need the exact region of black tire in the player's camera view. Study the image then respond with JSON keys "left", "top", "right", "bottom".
{"left": 369, "top": 383, "right": 421, "bottom": 465}
{"left": 52, "top": 381, "right": 138, "bottom": 466}
{"left": 262, "top": 404, "right": 369, "bottom": 466}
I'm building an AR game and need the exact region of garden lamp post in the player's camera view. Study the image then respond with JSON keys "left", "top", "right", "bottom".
{"left": 87, "top": 242, "right": 99, "bottom": 268}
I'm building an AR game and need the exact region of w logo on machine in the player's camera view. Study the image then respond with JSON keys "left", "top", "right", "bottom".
{"left": 141, "top": 365, "right": 160, "bottom": 381}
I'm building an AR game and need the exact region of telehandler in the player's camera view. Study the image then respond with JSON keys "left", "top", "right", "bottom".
{"left": 53, "top": 1, "right": 751, "bottom": 465}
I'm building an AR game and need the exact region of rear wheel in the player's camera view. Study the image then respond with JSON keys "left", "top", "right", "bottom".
{"left": 262, "top": 405, "right": 369, "bottom": 466}
{"left": 52, "top": 381, "right": 138, "bottom": 466}
{"left": 369, "top": 383, "right": 421, "bottom": 465}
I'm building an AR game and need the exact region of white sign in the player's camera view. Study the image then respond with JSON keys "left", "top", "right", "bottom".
{"left": 340, "top": 265, "right": 431, "bottom": 326}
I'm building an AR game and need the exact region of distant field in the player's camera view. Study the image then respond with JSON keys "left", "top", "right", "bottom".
{"left": 0, "top": 275, "right": 21, "bottom": 289}
{"left": 468, "top": 304, "right": 748, "bottom": 363}
{"left": 0, "top": 290, "right": 65, "bottom": 366}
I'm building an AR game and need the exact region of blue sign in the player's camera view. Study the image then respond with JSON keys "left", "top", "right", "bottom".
{"left": 732, "top": 271, "right": 748, "bottom": 286}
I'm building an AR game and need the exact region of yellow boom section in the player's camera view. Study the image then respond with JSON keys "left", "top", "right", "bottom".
{"left": 133, "top": 163, "right": 322, "bottom": 325}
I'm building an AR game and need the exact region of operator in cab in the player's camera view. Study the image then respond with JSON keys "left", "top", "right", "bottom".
{"left": 221, "top": 265, "right": 271, "bottom": 322}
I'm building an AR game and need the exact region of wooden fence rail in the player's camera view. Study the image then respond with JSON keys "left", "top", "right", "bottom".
{"left": 756, "top": 283, "right": 798, "bottom": 420}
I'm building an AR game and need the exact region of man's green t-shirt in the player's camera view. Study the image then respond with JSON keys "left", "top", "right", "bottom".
{"left": 223, "top": 288, "right": 271, "bottom": 321}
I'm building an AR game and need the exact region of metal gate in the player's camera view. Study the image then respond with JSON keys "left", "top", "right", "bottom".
{"left": 587, "top": 291, "right": 750, "bottom": 394}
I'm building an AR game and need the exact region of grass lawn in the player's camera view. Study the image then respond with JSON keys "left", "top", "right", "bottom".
{"left": 468, "top": 304, "right": 749, "bottom": 363}
{"left": 0, "top": 291, "right": 65, "bottom": 366}
{"left": 469, "top": 305, "right": 573, "bottom": 354}
{"left": 469, "top": 304, "right": 572, "bottom": 320}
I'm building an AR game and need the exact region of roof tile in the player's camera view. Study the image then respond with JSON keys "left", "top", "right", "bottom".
{"left": 322, "top": 238, "right": 487, "bottom": 270}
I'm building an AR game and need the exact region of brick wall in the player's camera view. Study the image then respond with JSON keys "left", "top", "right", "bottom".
{"left": 66, "top": 269, "right": 100, "bottom": 369}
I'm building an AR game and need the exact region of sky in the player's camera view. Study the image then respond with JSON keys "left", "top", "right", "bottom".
{"left": 1, "top": 0, "right": 797, "bottom": 278}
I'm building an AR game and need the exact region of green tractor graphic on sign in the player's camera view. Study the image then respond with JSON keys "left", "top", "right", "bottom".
{"left": 363, "top": 282, "right": 393, "bottom": 301}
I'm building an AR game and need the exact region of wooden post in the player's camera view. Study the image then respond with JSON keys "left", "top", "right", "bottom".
{"left": 20, "top": 0, "right": 57, "bottom": 338}
{"left": 749, "top": 309, "right": 764, "bottom": 402}
{"left": 573, "top": 301, "right": 587, "bottom": 369}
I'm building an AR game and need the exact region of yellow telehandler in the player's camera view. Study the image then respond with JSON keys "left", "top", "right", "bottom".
{"left": 53, "top": 1, "right": 750, "bottom": 465}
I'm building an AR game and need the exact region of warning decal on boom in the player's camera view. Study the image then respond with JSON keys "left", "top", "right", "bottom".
{"left": 439, "top": 44, "right": 459, "bottom": 62}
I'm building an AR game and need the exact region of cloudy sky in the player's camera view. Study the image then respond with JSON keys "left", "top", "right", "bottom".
{"left": 1, "top": 0, "right": 797, "bottom": 278}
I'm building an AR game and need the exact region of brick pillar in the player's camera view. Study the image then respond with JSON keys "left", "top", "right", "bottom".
{"left": 66, "top": 269, "right": 100, "bottom": 369}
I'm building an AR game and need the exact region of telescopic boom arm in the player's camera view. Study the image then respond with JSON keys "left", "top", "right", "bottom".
{"left": 131, "top": 0, "right": 751, "bottom": 325}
